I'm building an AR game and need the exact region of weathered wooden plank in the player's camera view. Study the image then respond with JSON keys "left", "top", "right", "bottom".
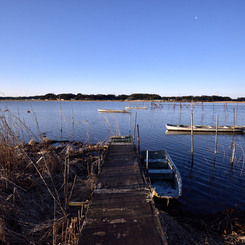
{"left": 78, "top": 142, "right": 167, "bottom": 245}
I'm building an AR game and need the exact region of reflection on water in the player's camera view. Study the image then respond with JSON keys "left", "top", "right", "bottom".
{"left": 1, "top": 100, "right": 245, "bottom": 213}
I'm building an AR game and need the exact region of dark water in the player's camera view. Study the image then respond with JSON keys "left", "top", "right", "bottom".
{"left": 1, "top": 100, "right": 245, "bottom": 213}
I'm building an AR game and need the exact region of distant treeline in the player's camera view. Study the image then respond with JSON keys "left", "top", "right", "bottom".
{"left": 1, "top": 93, "right": 245, "bottom": 102}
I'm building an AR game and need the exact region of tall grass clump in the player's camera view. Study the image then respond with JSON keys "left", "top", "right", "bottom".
{"left": 0, "top": 108, "right": 107, "bottom": 244}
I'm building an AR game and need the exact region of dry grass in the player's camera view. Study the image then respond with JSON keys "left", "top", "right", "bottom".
{"left": 158, "top": 206, "right": 245, "bottom": 244}
{"left": 0, "top": 108, "right": 108, "bottom": 245}
{"left": 0, "top": 139, "right": 108, "bottom": 244}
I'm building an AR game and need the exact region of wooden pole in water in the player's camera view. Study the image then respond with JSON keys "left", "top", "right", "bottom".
{"left": 231, "top": 143, "right": 236, "bottom": 164}
{"left": 191, "top": 101, "right": 193, "bottom": 154}
{"left": 71, "top": 101, "right": 74, "bottom": 126}
{"left": 215, "top": 115, "right": 219, "bottom": 154}
{"left": 133, "top": 112, "right": 137, "bottom": 143}
{"left": 146, "top": 150, "right": 149, "bottom": 175}
{"left": 71, "top": 101, "right": 74, "bottom": 135}
{"left": 129, "top": 112, "right": 131, "bottom": 136}
{"left": 233, "top": 108, "right": 235, "bottom": 131}
{"left": 137, "top": 124, "right": 140, "bottom": 154}
{"left": 59, "top": 95, "right": 62, "bottom": 134}
{"left": 191, "top": 101, "right": 193, "bottom": 133}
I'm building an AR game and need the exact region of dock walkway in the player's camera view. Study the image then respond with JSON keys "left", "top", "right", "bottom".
{"left": 79, "top": 140, "right": 167, "bottom": 245}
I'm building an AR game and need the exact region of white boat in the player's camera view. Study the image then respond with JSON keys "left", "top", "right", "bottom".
{"left": 141, "top": 150, "right": 182, "bottom": 200}
{"left": 98, "top": 109, "right": 130, "bottom": 113}
{"left": 165, "top": 123, "right": 245, "bottom": 132}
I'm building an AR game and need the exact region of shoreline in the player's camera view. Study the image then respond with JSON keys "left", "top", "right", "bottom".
{"left": 1, "top": 99, "right": 245, "bottom": 104}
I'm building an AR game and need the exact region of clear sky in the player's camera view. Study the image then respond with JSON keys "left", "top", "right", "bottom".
{"left": 0, "top": 0, "right": 244, "bottom": 99}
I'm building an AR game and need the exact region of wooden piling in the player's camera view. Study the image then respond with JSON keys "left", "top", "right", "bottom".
{"left": 59, "top": 95, "right": 62, "bottom": 133}
{"left": 129, "top": 112, "right": 131, "bottom": 136}
{"left": 146, "top": 150, "right": 149, "bottom": 176}
{"left": 137, "top": 124, "right": 140, "bottom": 154}
{"left": 191, "top": 101, "right": 193, "bottom": 154}
{"left": 231, "top": 143, "right": 236, "bottom": 164}
{"left": 191, "top": 101, "right": 193, "bottom": 133}
{"left": 215, "top": 115, "right": 219, "bottom": 154}
{"left": 133, "top": 112, "right": 137, "bottom": 143}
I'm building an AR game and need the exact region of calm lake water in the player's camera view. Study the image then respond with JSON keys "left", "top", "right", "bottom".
{"left": 1, "top": 100, "right": 245, "bottom": 213}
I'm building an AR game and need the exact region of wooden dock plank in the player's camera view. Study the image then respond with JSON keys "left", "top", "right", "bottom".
{"left": 78, "top": 142, "right": 167, "bottom": 245}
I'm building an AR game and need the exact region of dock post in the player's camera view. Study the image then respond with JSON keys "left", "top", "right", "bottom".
{"left": 191, "top": 101, "right": 193, "bottom": 154}
{"left": 133, "top": 112, "right": 137, "bottom": 143}
{"left": 137, "top": 124, "right": 140, "bottom": 154}
{"left": 215, "top": 115, "right": 219, "bottom": 154}
{"left": 146, "top": 150, "right": 149, "bottom": 176}
{"left": 129, "top": 112, "right": 131, "bottom": 136}
{"left": 231, "top": 143, "right": 236, "bottom": 164}
{"left": 59, "top": 95, "right": 62, "bottom": 134}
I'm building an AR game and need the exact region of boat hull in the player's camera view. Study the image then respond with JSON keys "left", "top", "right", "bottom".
{"left": 165, "top": 123, "right": 245, "bottom": 132}
{"left": 98, "top": 109, "right": 130, "bottom": 113}
{"left": 141, "top": 150, "right": 182, "bottom": 200}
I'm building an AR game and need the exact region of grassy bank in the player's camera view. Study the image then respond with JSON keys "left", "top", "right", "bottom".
{"left": 158, "top": 204, "right": 245, "bottom": 244}
{"left": 0, "top": 138, "right": 107, "bottom": 244}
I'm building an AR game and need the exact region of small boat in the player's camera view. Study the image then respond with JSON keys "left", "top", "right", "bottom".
{"left": 141, "top": 150, "right": 182, "bottom": 200}
{"left": 98, "top": 109, "right": 130, "bottom": 113}
{"left": 165, "top": 123, "right": 245, "bottom": 132}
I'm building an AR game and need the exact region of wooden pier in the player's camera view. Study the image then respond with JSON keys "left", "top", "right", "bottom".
{"left": 78, "top": 139, "right": 167, "bottom": 245}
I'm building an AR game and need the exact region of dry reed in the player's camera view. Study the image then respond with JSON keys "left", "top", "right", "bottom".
{"left": 0, "top": 109, "right": 108, "bottom": 244}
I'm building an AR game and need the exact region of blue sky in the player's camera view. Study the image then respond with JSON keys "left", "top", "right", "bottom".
{"left": 0, "top": 0, "right": 244, "bottom": 98}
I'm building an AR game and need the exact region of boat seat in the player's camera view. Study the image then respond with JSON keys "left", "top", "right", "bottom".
{"left": 148, "top": 169, "right": 174, "bottom": 180}
{"left": 145, "top": 159, "right": 168, "bottom": 169}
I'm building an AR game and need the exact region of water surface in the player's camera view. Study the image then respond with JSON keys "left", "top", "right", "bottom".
{"left": 1, "top": 100, "right": 245, "bottom": 213}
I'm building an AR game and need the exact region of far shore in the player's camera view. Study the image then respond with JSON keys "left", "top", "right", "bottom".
{"left": 1, "top": 99, "right": 245, "bottom": 104}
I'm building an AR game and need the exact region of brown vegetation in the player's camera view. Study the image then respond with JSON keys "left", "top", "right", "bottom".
{"left": 158, "top": 203, "right": 245, "bottom": 244}
{"left": 0, "top": 138, "right": 107, "bottom": 244}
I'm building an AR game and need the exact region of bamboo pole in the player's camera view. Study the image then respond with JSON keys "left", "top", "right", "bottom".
{"left": 133, "top": 112, "right": 137, "bottom": 143}
{"left": 146, "top": 150, "right": 149, "bottom": 176}
{"left": 191, "top": 101, "right": 193, "bottom": 154}
{"left": 215, "top": 115, "right": 219, "bottom": 154}
{"left": 129, "top": 112, "right": 131, "bottom": 136}
{"left": 59, "top": 95, "right": 62, "bottom": 134}
{"left": 137, "top": 124, "right": 140, "bottom": 154}
{"left": 231, "top": 143, "right": 236, "bottom": 164}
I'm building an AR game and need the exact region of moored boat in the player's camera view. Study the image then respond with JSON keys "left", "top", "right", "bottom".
{"left": 141, "top": 150, "right": 182, "bottom": 200}
{"left": 165, "top": 123, "right": 245, "bottom": 132}
{"left": 98, "top": 109, "right": 130, "bottom": 113}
